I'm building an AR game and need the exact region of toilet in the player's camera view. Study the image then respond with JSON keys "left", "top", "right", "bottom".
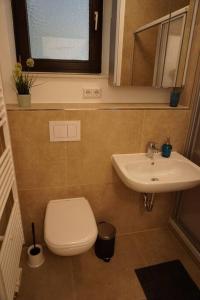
{"left": 44, "top": 197, "right": 98, "bottom": 256}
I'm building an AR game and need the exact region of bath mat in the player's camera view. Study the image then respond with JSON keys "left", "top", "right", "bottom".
{"left": 135, "top": 260, "right": 200, "bottom": 300}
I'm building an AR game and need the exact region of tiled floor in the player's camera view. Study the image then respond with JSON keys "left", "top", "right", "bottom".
{"left": 16, "top": 228, "right": 200, "bottom": 300}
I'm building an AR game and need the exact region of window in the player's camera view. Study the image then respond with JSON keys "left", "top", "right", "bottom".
{"left": 11, "top": 0, "right": 103, "bottom": 73}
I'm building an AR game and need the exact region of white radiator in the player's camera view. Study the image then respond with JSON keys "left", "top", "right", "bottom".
{"left": 0, "top": 203, "right": 24, "bottom": 300}
{"left": 0, "top": 71, "right": 25, "bottom": 300}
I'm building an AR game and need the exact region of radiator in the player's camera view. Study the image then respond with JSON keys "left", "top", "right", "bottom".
{"left": 0, "top": 71, "right": 25, "bottom": 300}
{"left": 0, "top": 203, "right": 24, "bottom": 300}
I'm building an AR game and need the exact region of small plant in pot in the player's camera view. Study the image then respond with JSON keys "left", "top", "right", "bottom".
{"left": 13, "top": 58, "right": 35, "bottom": 107}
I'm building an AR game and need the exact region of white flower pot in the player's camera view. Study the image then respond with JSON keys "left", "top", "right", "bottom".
{"left": 17, "top": 94, "right": 31, "bottom": 107}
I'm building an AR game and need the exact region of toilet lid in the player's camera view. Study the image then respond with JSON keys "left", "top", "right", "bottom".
{"left": 44, "top": 198, "right": 97, "bottom": 248}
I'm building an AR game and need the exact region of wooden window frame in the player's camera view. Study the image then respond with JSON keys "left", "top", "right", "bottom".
{"left": 11, "top": 0, "right": 103, "bottom": 73}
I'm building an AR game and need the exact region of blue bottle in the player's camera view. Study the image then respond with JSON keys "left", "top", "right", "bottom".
{"left": 162, "top": 137, "right": 172, "bottom": 158}
{"left": 170, "top": 88, "right": 181, "bottom": 107}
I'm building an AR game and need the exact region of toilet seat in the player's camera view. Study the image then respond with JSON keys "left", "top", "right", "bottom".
{"left": 44, "top": 197, "right": 97, "bottom": 256}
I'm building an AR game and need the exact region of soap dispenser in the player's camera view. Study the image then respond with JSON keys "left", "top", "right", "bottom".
{"left": 162, "top": 137, "right": 172, "bottom": 158}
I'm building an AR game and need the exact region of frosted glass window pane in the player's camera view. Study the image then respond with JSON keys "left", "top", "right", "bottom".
{"left": 26, "top": 0, "right": 89, "bottom": 60}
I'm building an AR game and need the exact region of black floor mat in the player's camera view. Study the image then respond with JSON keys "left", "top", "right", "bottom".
{"left": 135, "top": 260, "right": 200, "bottom": 300}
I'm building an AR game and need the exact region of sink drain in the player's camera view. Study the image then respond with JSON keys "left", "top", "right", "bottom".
{"left": 151, "top": 177, "right": 159, "bottom": 181}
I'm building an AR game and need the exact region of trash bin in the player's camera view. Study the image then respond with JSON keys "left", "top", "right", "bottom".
{"left": 95, "top": 221, "right": 116, "bottom": 262}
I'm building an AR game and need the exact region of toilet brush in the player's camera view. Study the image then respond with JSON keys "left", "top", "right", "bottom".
{"left": 27, "top": 222, "right": 45, "bottom": 267}
{"left": 30, "top": 222, "right": 40, "bottom": 255}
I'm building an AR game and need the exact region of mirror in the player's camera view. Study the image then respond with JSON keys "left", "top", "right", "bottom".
{"left": 110, "top": 0, "right": 195, "bottom": 87}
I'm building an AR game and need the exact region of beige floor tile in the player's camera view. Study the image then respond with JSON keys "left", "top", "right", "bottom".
{"left": 134, "top": 228, "right": 183, "bottom": 264}
{"left": 16, "top": 228, "right": 200, "bottom": 300}
{"left": 72, "top": 235, "right": 146, "bottom": 300}
{"left": 134, "top": 227, "right": 200, "bottom": 288}
{"left": 17, "top": 248, "right": 75, "bottom": 300}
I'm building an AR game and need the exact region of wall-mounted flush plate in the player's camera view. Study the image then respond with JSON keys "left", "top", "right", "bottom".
{"left": 83, "top": 88, "right": 102, "bottom": 99}
{"left": 49, "top": 121, "right": 81, "bottom": 142}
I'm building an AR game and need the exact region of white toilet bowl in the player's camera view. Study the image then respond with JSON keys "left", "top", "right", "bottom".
{"left": 44, "top": 197, "right": 98, "bottom": 256}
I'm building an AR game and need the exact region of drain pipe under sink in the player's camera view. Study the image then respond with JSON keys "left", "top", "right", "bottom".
{"left": 143, "top": 193, "right": 155, "bottom": 212}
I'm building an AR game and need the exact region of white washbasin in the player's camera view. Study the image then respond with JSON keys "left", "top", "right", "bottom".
{"left": 112, "top": 152, "right": 200, "bottom": 193}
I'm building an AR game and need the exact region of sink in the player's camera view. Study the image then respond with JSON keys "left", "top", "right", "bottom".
{"left": 112, "top": 152, "right": 200, "bottom": 193}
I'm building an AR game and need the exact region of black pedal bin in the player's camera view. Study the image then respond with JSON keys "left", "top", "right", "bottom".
{"left": 95, "top": 222, "right": 116, "bottom": 262}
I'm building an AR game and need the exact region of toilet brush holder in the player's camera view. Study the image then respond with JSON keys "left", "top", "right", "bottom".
{"left": 27, "top": 244, "right": 45, "bottom": 268}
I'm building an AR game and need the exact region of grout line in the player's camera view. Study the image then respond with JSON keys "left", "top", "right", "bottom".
{"left": 70, "top": 259, "right": 78, "bottom": 300}
{"left": 138, "top": 110, "right": 146, "bottom": 152}
{"left": 17, "top": 181, "right": 110, "bottom": 192}
{"left": 116, "top": 226, "right": 169, "bottom": 237}
{"left": 6, "top": 104, "right": 190, "bottom": 112}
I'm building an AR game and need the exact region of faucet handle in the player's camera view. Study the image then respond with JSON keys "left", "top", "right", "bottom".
{"left": 147, "top": 141, "right": 160, "bottom": 151}
{"left": 147, "top": 141, "right": 156, "bottom": 148}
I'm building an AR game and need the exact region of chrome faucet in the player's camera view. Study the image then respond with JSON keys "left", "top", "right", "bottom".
{"left": 146, "top": 141, "right": 159, "bottom": 159}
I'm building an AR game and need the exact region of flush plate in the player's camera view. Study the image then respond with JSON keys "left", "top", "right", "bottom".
{"left": 49, "top": 121, "right": 81, "bottom": 142}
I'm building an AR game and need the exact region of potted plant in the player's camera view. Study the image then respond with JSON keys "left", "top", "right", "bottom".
{"left": 13, "top": 58, "right": 35, "bottom": 107}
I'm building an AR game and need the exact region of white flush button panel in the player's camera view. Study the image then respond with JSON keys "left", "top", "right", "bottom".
{"left": 49, "top": 121, "right": 81, "bottom": 142}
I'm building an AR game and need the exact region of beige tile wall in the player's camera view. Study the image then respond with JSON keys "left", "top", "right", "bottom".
{"left": 8, "top": 109, "right": 190, "bottom": 244}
